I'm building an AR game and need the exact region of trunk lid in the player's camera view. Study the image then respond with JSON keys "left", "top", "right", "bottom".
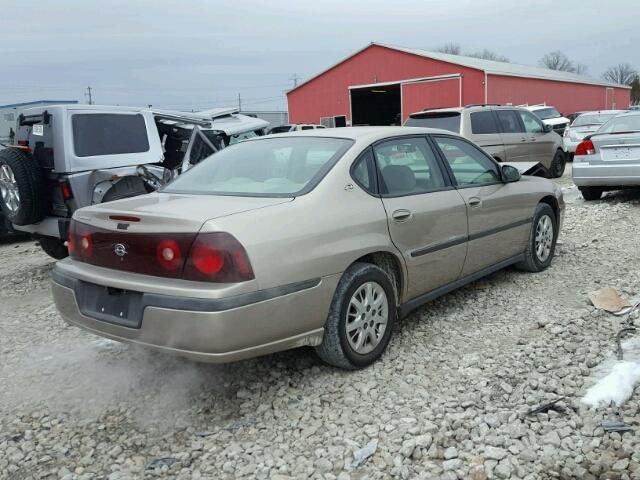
{"left": 73, "top": 192, "right": 293, "bottom": 233}
{"left": 590, "top": 132, "right": 640, "bottom": 164}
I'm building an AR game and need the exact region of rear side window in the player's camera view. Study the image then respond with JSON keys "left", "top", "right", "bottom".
{"left": 351, "top": 149, "right": 376, "bottom": 194}
{"left": 470, "top": 111, "right": 499, "bottom": 134}
{"left": 405, "top": 113, "right": 461, "bottom": 133}
{"left": 495, "top": 110, "right": 524, "bottom": 133}
{"left": 72, "top": 114, "right": 149, "bottom": 157}
{"left": 372, "top": 137, "right": 445, "bottom": 196}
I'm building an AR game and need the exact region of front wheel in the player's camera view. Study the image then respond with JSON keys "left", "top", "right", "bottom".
{"left": 549, "top": 150, "right": 566, "bottom": 178}
{"left": 316, "top": 263, "right": 396, "bottom": 369}
{"left": 516, "top": 203, "right": 557, "bottom": 272}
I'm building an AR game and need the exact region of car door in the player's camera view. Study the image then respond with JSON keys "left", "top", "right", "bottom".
{"left": 495, "top": 109, "right": 529, "bottom": 162}
{"left": 372, "top": 136, "right": 468, "bottom": 300}
{"left": 517, "top": 109, "right": 555, "bottom": 165}
{"left": 431, "top": 135, "right": 532, "bottom": 276}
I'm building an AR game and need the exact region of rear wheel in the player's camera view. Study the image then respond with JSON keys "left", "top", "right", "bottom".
{"left": 316, "top": 263, "right": 396, "bottom": 369}
{"left": 516, "top": 203, "right": 557, "bottom": 272}
{"left": 579, "top": 186, "right": 604, "bottom": 201}
{"left": 0, "top": 148, "right": 46, "bottom": 225}
{"left": 38, "top": 237, "right": 68, "bottom": 260}
{"left": 549, "top": 149, "right": 566, "bottom": 178}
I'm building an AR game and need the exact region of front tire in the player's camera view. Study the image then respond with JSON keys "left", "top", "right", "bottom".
{"left": 316, "top": 263, "right": 397, "bottom": 369}
{"left": 38, "top": 237, "right": 68, "bottom": 260}
{"left": 579, "top": 186, "right": 603, "bottom": 201}
{"left": 516, "top": 203, "right": 557, "bottom": 272}
{"left": 549, "top": 149, "right": 566, "bottom": 178}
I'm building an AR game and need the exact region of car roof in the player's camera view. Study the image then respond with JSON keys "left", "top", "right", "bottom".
{"left": 575, "top": 109, "right": 627, "bottom": 115}
{"left": 408, "top": 105, "right": 524, "bottom": 116}
{"left": 263, "top": 126, "right": 455, "bottom": 142}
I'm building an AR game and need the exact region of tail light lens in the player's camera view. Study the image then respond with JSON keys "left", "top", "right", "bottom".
{"left": 60, "top": 181, "right": 73, "bottom": 200}
{"left": 575, "top": 140, "right": 595, "bottom": 155}
{"left": 68, "top": 220, "right": 254, "bottom": 283}
{"left": 184, "top": 233, "right": 254, "bottom": 282}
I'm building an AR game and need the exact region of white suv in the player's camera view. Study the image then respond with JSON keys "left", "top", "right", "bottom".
{"left": 524, "top": 105, "right": 570, "bottom": 136}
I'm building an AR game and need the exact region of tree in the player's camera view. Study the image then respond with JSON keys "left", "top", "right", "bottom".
{"left": 435, "top": 43, "right": 510, "bottom": 62}
{"left": 602, "top": 63, "right": 638, "bottom": 85}
{"left": 539, "top": 51, "right": 586, "bottom": 74}
{"left": 631, "top": 75, "right": 640, "bottom": 105}
{"left": 435, "top": 42, "right": 461, "bottom": 55}
{"left": 467, "top": 49, "right": 510, "bottom": 63}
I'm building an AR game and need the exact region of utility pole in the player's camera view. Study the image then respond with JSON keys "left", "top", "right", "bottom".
{"left": 85, "top": 86, "right": 93, "bottom": 105}
{"left": 237, "top": 93, "right": 241, "bottom": 112}
{"left": 289, "top": 74, "right": 301, "bottom": 88}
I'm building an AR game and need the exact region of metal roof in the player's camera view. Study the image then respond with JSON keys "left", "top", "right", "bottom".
{"left": 0, "top": 99, "right": 78, "bottom": 109}
{"left": 289, "top": 43, "right": 631, "bottom": 93}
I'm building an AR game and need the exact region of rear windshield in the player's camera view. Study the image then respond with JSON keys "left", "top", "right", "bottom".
{"left": 597, "top": 114, "right": 640, "bottom": 134}
{"left": 405, "top": 112, "right": 461, "bottom": 133}
{"left": 269, "top": 125, "right": 292, "bottom": 134}
{"left": 72, "top": 113, "right": 149, "bottom": 157}
{"left": 162, "top": 137, "right": 354, "bottom": 197}
{"left": 573, "top": 113, "right": 619, "bottom": 127}
{"left": 531, "top": 108, "right": 561, "bottom": 120}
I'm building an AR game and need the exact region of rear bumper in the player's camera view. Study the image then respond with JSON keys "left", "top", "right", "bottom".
{"left": 572, "top": 161, "right": 640, "bottom": 187}
{"left": 52, "top": 266, "right": 340, "bottom": 363}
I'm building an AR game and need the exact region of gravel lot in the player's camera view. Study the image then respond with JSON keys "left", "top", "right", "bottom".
{"left": 1, "top": 167, "right": 640, "bottom": 480}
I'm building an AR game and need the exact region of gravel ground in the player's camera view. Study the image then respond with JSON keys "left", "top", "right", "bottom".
{"left": 1, "top": 166, "right": 640, "bottom": 480}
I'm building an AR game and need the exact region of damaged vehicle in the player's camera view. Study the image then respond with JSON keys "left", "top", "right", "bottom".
{"left": 52, "top": 127, "right": 564, "bottom": 369}
{"left": 0, "top": 104, "right": 230, "bottom": 258}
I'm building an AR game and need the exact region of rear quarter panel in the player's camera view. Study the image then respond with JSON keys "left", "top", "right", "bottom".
{"left": 200, "top": 148, "right": 401, "bottom": 292}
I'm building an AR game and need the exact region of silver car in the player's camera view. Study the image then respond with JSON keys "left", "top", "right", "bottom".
{"left": 573, "top": 112, "right": 640, "bottom": 200}
{"left": 563, "top": 110, "right": 626, "bottom": 158}
{"left": 52, "top": 127, "right": 564, "bottom": 369}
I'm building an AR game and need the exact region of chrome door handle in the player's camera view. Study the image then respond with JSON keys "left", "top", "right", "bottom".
{"left": 392, "top": 209, "right": 412, "bottom": 222}
{"left": 468, "top": 197, "right": 482, "bottom": 207}
{"left": 520, "top": 137, "right": 528, "bottom": 142}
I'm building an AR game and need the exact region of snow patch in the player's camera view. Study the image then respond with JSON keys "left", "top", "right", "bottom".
{"left": 581, "top": 337, "right": 640, "bottom": 408}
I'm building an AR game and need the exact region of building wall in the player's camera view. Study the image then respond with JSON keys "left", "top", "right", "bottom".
{"left": 401, "top": 78, "right": 462, "bottom": 121}
{"left": 241, "top": 111, "right": 288, "bottom": 127}
{"left": 287, "top": 44, "right": 485, "bottom": 124}
{"left": 487, "top": 75, "right": 631, "bottom": 114}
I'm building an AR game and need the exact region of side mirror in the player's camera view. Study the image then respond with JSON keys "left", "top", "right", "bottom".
{"left": 501, "top": 164, "right": 521, "bottom": 183}
{"left": 543, "top": 124, "right": 553, "bottom": 133}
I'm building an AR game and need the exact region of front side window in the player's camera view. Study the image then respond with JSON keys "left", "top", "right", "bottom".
{"left": 470, "top": 111, "right": 499, "bottom": 134}
{"left": 433, "top": 136, "right": 500, "bottom": 186}
{"left": 518, "top": 110, "right": 545, "bottom": 134}
{"left": 373, "top": 137, "right": 445, "bottom": 196}
{"left": 162, "top": 136, "right": 353, "bottom": 197}
{"left": 495, "top": 110, "right": 524, "bottom": 134}
{"left": 72, "top": 113, "right": 149, "bottom": 157}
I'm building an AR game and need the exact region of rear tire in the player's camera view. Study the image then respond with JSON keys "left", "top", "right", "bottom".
{"left": 102, "top": 176, "right": 148, "bottom": 203}
{"left": 516, "top": 203, "right": 557, "bottom": 273}
{"left": 579, "top": 186, "right": 603, "bottom": 201}
{"left": 38, "top": 237, "right": 68, "bottom": 260}
{"left": 316, "top": 263, "right": 397, "bottom": 369}
{"left": 0, "top": 148, "right": 46, "bottom": 225}
{"left": 549, "top": 149, "right": 566, "bottom": 178}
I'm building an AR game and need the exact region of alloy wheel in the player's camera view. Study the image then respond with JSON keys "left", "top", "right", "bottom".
{"left": 0, "top": 164, "right": 20, "bottom": 214}
{"left": 535, "top": 214, "right": 553, "bottom": 262}
{"left": 345, "top": 281, "right": 389, "bottom": 355}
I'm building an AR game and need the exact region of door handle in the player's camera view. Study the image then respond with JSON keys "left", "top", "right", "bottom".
{"left": 468, "top": 197, "right": 482, "bottom": 207}
{"left": 392, "top": 209, "right": 412, "bottom": 222}
{"left": 520, "top": 137, "right": 528, "bottom": 142}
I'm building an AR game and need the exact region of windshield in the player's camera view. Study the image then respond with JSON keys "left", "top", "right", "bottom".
{"left": 597, "top": 114, "right": 640, "bottom": 134}
{"left": 162, "top": 136, "right": 353, "bottom": 197}
{"left": 573, "top": 113, "right": 619, "bottom": 127}
{"left": 531, "top": 108, "right": 562, "bottom": 120}
{"left": 405, "top": 112, "right": 461, "bottom": 132}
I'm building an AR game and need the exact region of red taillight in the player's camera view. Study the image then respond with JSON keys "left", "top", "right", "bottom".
{"left": 576, "top": 140, "right": 595, "bottom": 156}
{"left": 68, "top": 220, "right": 253, "bottom": 283}
{"left": 184, "top": 233, "right": 254, "bottom": 283}
{"left": 156, "top": 239, "right": 182, "bottom": 271}
{"left": 17, "top": 140, "right": 28, "bottom": 146}
{"left": 60, "top": 181, "right": 73, "bottom": 200}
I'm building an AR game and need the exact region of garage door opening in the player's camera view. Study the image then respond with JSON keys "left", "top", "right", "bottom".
{"left": 350, "top": 84, "right": 401, "bottom": 126}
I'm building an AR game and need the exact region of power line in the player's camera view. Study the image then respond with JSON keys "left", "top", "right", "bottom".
{"left": 84, "top": 86, "right": 93, "bottom": 104}
{"left": 289, "top": 73, "right": 301, "bottom": 88}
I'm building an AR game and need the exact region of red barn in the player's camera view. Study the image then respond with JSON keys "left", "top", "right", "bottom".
{"left": 287, "top": 43, "right": 631, "bottom": 126}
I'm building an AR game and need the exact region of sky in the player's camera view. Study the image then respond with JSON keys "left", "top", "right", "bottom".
{"left": 0, "top": 0, "right": 638, "bottom": 111}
